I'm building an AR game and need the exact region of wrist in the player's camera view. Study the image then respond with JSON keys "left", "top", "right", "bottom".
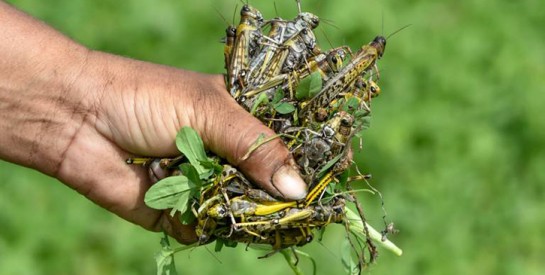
{"left": 0, "top": 1, "right": 101, "bottom": 176}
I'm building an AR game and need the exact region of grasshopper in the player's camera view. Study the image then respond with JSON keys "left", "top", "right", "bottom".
{"left": 224, "top": 200, "right": 346, "bottom": 245}
{"left": 243, "top": 2, "right": 321, "bottom": 93}
{"left": 293, "top": 110, "right": 354, "bottom": 177}
{"left": 223, "top": 25, "right": 237, "bottom": 71}
{"left": 220, "top": 226, "right": 313, "bottom": 251}
{"left": 196, "top": 165, "right": 299, "bottom": 239}
{"left": 242, "top": 46, "right": 349, "bottom": 103}
{"left": 247, "top": 11, "right": 319, "bottom": 79}
{"left": 207, "top": 196, "right": 298, "bottom": 220}
{"left": 246, "top": 25, "right": 319, "bottom": 91}
{"left": 300, "top": 46, "right": 350, "bottom": 81}
{"left": 125, "top": 156, "right": 185, "bottom": 183}
{"left": 227, "top": 4, "right": 264, "bottom": 97}
{"left": 356, "top": 77, "right": 381, "bottom": 102}
{"left": 299, "top": 36, "right": 387, "bottom": 118}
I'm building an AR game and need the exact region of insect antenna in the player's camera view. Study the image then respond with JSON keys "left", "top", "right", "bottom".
{"left": 274, "top": 1, "right": 280, "bottom": 17}
{"left": 204, "top": 246, "right": 223, "bottom": 263}
{"left": 381, "top": 9, "right": 384, "bottom": 36}
{"left": 213, "top": 6, "right": 230, "bottom": 26}
{"left": 232, "top": 4, "right": 238, "bottom": 25}
{"left": 320, "top": 17, "right": 340, "bottom": 30}
{"left": 386, "top": 24, "right": 412, "bottom": 40}
{"left": 295, "top": 0, "right": 302, "bottom": 14}
{"left": 320, "top": 28, "right": 334, "bottom": 50}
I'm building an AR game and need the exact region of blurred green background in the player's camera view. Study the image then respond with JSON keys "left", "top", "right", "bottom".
{"left": 1, "top": 0, "right": 544, "bottom": 274}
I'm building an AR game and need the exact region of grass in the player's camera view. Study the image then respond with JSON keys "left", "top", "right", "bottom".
{"left": 2, "top": 0, "right": 545, "bottom": 274}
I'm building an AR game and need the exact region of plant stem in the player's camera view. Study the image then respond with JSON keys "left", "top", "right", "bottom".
{"left": 345, "top": 208, "right": 403, "bottom": 256}
{"left": 280, "top": 249, "right": 305, "bottom": 275}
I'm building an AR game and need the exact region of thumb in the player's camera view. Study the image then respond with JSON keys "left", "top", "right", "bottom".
{"left": 195, "top": 79, "right": 307, "bottom": 200}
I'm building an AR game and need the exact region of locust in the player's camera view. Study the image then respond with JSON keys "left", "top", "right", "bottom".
{"left": 242, "top": 2, "right": 321, "bottom": 99}
{"left": 135, "top": 2, "right": 403, "bottom": 268}
{"left": 245, "top": 25, "right": 319, "bottom": 92}
{"left": 223, "top": 25, "right": 237, "bottom": 71}
{"left": 125, "top": 156, "right": 185, "bottom": 183}
{"left": 194, "top": 165, "right": 300, "bottom": 240}
{"left": 218, "top": 226, "right": 314, "bottom": 251}
{"left": 247, "top": 11, "right": 319, "bottom": 81}
{"left": 299, "top": 36, "right": 387, "bottom": 119}
{"left": 242, "top": 46, "right": 350, "bottom": 101}
{"left": 302, "top": 46, "right": 350, "bottom": 81}
{"left": 227, "top": 4, "right": 264, "bottom": 97}
{"left": 293, "top": 110, "right": 354, "bottom": 177}
{"left": 207, "top": 197, "right": 298, "bottom": 220}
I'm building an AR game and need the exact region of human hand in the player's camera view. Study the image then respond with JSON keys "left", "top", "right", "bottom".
{"left": 60, "top": 52, "right": 307, "bottom": 244}
{"left": 0, "top": 2, "right": 306, "bottom": 245}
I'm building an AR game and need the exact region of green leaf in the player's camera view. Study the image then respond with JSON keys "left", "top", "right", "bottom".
{"left": 325, "top": 180, "right": 337, "bottom": 194}
{"left": 179, "top": 163, "right": 202, "bottom": 187}
{"left": 271, "top": 88, "right": 284, "bottom": 104}
{"left": 144, "top": 175, "right": 197, "bottom": 215}
{"left": 280, "top": 249, "right": 306, "bottom": 275}
{"left": 175, "top": 127, "right": 212, "bottom": 179}
{"left": 294, "top": 250, "right": 317, "bottom": 275}
{"left": 316, "top": 154, "right": 343, "bottom": 179}
{"left": 250, "top": 92, "right": 269, "bottom": 115}
{"left": 316, "top": 227, "right": 327, "bottom": 242}
{"left": 156, "top": 235, "right": 177, "bottom": 275}
{"left": 214, "top": 239, "right": 224, "bottom": 252}
{"left": 179, "top": 208, "right": 196, "bottom": 225}
{"left": 340, "top": 237, "right": 360, "bottom": 275}
{"left": 273, "top": 102, "right": 296, "bottom": 114}
{"left": 337, "top": 169, "right": 350, "bottom": 189}
{"left": 343, "top": 97, "right": 360, "bottom": 113}
{"left": 199, "top": 158, "right": 224, "bottom": 174}
{"left": 296, "top": 71, "right": 322, "bottom": 100}
{"left": 354, "top": 110, "right": 371, "bottom": 126}
{"left": 223, "top": 239, "right": 238, "bottom": 248}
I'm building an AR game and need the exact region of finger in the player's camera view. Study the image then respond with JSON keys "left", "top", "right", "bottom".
{"left": 55, "top": 123, "right": 196, "bottom": 244}
{"left": 193, "top": 76, "right": 307, "bottom": 200}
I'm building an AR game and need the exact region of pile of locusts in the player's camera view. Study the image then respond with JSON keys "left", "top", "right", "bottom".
{"left": 129, "top": 1, "right": 402, "bottom": 274}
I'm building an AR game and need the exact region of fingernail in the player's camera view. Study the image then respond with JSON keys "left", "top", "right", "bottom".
{"left": 272, "top": 165, "right": 307, "bottom": 200}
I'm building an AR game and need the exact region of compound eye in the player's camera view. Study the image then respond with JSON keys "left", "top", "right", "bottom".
{"left": 242, "top": 5, "right": 250, "bottom": 12}
{"left": 341, "top": 117, "right": 353, "bottom": 127}
{"left": 218, "top": 207, "right": 227, "bottom": 217}
{"left": 331, "top": 56, "right": 338, "bottom": 64}
{"left": 370, "top": 86, "right": 377, "bottom": 93}
{"left": 312, "top": 18, "right": 320, "bottom": 27}
{"left": 227, "top": 27, "right": 236, "bottom": 36}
